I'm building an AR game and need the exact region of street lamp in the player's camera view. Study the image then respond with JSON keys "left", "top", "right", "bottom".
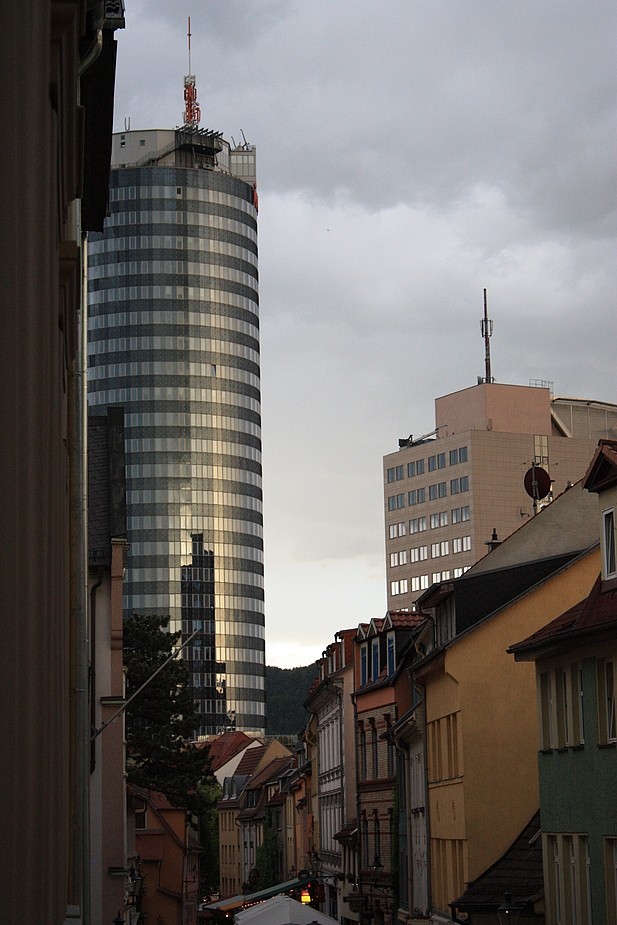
{"left": 497, "top": 892, "right": 521, "bottom": 925}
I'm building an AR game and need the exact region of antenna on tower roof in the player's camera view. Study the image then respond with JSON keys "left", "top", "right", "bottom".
{"left": 183, "top": 16, "right": 201, "bottom": 126}
{"left": 480, "top": 288, "right": 494, "bottom": 384}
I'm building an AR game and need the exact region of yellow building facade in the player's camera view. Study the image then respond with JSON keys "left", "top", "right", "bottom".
{"left": 417, "top": 545, "right": 600, "bottom": 916}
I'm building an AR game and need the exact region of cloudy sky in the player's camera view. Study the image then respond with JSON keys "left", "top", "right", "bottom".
{"left": 112, "top": 1, "right": 617, "bottom": 668}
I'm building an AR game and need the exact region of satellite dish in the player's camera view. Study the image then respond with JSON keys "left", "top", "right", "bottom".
{"left": 524, "top": 465, "right": 551, "bottom": 501}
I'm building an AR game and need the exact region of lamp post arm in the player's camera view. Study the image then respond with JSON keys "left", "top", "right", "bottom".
{"left": 91, "top": 625, "right": 201, "bottom": 741}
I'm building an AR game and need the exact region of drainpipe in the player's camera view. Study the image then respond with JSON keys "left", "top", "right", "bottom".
{"left": 90, "top": 570, "right": 104, "bottom": 773}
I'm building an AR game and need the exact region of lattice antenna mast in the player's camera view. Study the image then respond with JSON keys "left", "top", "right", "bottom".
{"left": 480, "top": 288, "right": 494, "bottom": 383}
{"left": 183, "top": 16, "right": 201, "bottom": 126}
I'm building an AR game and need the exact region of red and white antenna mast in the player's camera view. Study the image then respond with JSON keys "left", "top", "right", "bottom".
{"left": 183, "top": 16, "right": 201, "bottom": 126}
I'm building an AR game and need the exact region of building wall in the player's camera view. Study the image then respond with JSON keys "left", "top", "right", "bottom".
{"left": 88, "top": 132, "right": 265, "bottom": 734}
{"left": 423, "top": 547, "right": 600, "bottom": 915}
{"left": 384, "top": 385, "right": 612, "bottom": 611}
{"left": 0, "top": 3, "right": 83, "bottom": 921}
{"left": 435, "top": 382, "right": 552, "bottom": 436}
{"left": 537, "top": 639, "right": 617, "bottom": 925}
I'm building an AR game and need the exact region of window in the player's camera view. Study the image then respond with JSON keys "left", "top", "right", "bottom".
{"left": 387, "top": 633, "right": 395, "bottom": 675}
{"left": 450, "top": 476, "right": 469, "bottom": 495}
{"left": 389, "top": 521, "right": 406, "bottom": 539}
{"left": 390, "top": 580, "right": 400, "bottom": 596}
{"left": 390, "top": 550, "right": 407, "bottom": 567}
{"left": 603, "top": 509, "right": 616, "bottom": 578}
{"left": 453, "top": 536, "right": 472, "bottom": 553}
{"left": 428, "top": 455, "right": 437, "bottom": 471}
{"left": 359, "top": 727, "right": 367, "bottom": 780}
{"left": 605, "top": 838, "right": 617, "bottom": 924}
{"left": 534, "top": 434, "right": 549, "bottom": 465}
{"left": 411, "top": 574, "right": 429, "bottom": 592}
{"left": 372, "top": 639, "right": 380, "bottom": 681}
{"left": 387, "top": 467, "right": 396, "bottom": 483}
{"left": 396, "top": 464, "right": 404, "bottom": 480}
{"left": 362, "top": 814, "right": 369, "bottom": 866}
{"left": 371, "top": 724, "right": 379, "bottom": 777}
{"left": 597, "top": 658, "right": 616, "bottom": 744}
{"left": 540, "top": 663, "right": 585, "bottom": 749}
{"left": 449, "top": 446, "right": 468, "bottom": 465}
{"left": 400, "top": 579, "right": 408, "bottom": 593}
{"left": 431, "top": 543, "right": 440, "bottom": 559}
{"left": 430, "top": 511, "right": 448, "bottom": 529}
{"left": 452, "top": 505, "right": 470, "bottom": 524}
{"left": 432, "top": 570, "right": 450, "bottom": 582}
{"left": 388, "top": 493, "right": 405, "bottom": 511}
{"left": 544, "top": 834, "right": 591, "bottom": 925}
{"left": 429, "top": 482, "right": 447, "bottom": 500}
{"left": 360, "top": 645, "right": 368, "bottom": 686}
{"left": 408, "top": 459, "right": 425, "bottom": 477}
{"left": 389, "top": 524, "right": 397, "bottom": 539}
{"left": 411, "top": 545, "right": 428, "bottom": 562}
{"left": 410, "top": 516, "right": 427, "bottom": 533}
{"left": 409, "top": 488, "right": 426, "bottom": 505}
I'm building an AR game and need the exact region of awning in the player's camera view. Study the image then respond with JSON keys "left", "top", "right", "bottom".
{"left": 200, "top": 875, "right": 310, "bottom": 914}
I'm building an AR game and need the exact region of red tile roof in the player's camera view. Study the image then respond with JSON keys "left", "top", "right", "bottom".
{"left": 510, "top": 575, "right": 617, "bottom": 656}
{"left": 583, "top": 439, "right": 617, "bottom": 493}
{"left": 201, "top": 731, "right": 254, "bottom": 771}
{"left": 245, "top": 756, "right": 293, "bottom": 791}
{"left": 235, "top": 745, "right": 266, "bottom": 776}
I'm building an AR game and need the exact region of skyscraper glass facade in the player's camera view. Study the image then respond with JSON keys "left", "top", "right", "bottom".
{"left": 87, "top": 129, "right": 265, "bottom": 734}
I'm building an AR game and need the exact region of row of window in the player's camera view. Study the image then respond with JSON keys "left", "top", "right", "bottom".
{"left": 539, "top": 658, "right": 616, "bottom": 750}
{"left": 103, "top": 208, "right": 257, "bottom": 241}
{"left": 389, "top": 507, "right": 471, "bottom": 539}
{"left": 388, "top": 478, "right": 469, "bottom": 511}
{"left": 390, "top": 537, "right": 472, "bottom": 567}
{"left": 386, "top": 447, "right": 468, "bottom": 483}
{"left": 359, "top": 635, "right": 396, "bottom": 686}
{"left": 391, "top": 567, "right": 469, "bottom": 595}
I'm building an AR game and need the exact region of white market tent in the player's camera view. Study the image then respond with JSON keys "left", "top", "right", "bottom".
{"left": 234, "top": 894, "right": 339, "bottom": 924}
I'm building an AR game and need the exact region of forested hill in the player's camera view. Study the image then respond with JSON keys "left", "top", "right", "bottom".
{"left": 265, "top": 663, "right": 319, "bottom": 735}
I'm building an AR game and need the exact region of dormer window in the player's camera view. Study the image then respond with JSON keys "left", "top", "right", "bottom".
{"left": 603, "top": 508, "right": 616, "bottom": 579}
{"left": 387, "top": 633, "right": 395, "bottom": 675}
{"left": 371, "top": 638, "right": 380, "bottom": 681}
{"left": 360, "top": 644, "right": 368, "bottom": 686}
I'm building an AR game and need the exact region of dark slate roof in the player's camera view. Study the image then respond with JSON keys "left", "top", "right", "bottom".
{"left": 453, "top": 812, "right": 543, "bottom": 914}
{"left": 422, "top": 552, "right": 581, "bottom": 638}
{"left": 510, "top": 575, "right": 617, "bottom": 657}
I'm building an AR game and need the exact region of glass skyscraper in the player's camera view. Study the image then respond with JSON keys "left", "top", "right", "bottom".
{"left": 87, "top": 126, "right": 265, "bottom": 734}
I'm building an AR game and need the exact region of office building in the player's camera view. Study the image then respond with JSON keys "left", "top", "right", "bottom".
{"left": 383, "top": 382, "right": 617, "bottom": 611}
{"left": 88, "top": 121, "right": 265, "bottom": 735}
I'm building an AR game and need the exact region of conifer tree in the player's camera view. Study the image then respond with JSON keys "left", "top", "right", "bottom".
{"left": 123, "top": 613, "right": 210, "bottom": 814}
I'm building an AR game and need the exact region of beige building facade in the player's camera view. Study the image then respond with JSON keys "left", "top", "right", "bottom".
{"left": 384, "top": 383, "right": 617, "bottom": 611}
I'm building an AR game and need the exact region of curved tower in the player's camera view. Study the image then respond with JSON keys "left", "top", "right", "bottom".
{"left": 87, "top": 126, "right": 265, "bottom": 734}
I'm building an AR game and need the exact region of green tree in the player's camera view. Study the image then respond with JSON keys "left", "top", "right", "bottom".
{"left": 198, "top": 776, "right": 222, "bottom": 896}
{"left": 254, "top": 809, "right": 278, "bottom": 890}
{"left": 123, "top": 613, "right": 210, "bottom": 814}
